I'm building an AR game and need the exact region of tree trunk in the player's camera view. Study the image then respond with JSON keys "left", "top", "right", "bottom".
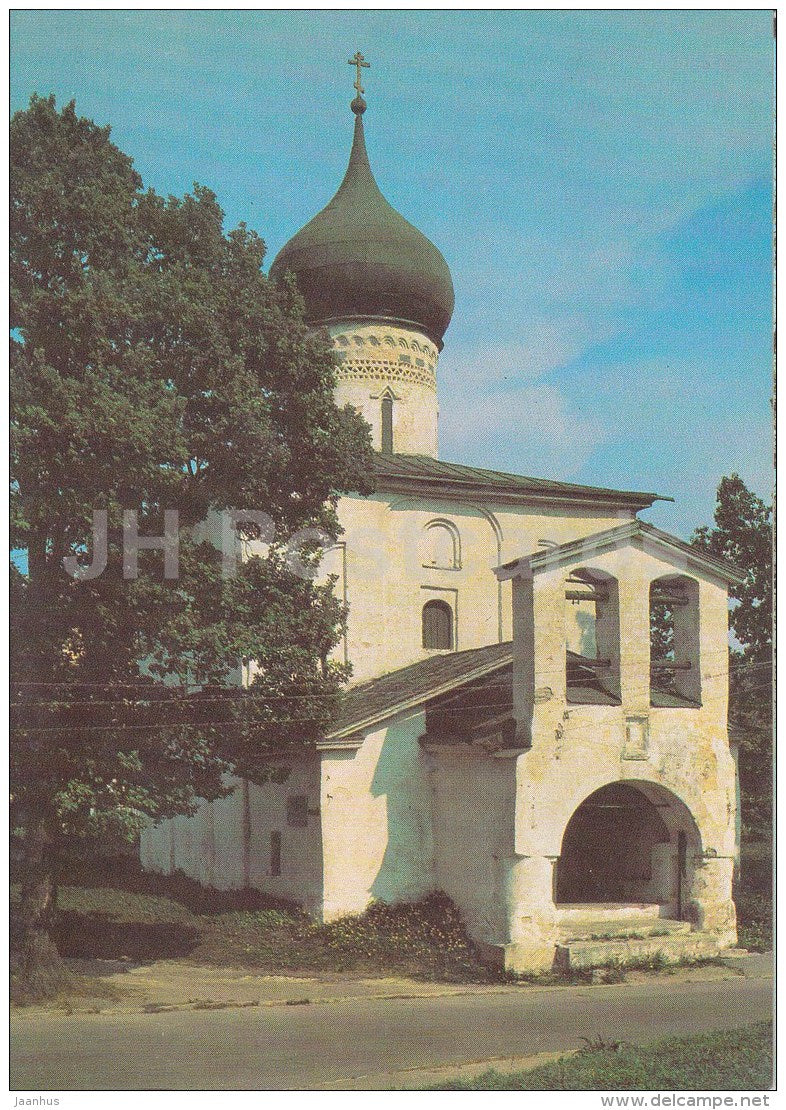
{"left": 16, "top": 811, "right": 67, "bottom": 998}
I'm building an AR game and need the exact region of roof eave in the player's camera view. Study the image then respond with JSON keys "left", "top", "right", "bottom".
{"left": 369, "top": 474, "right": 668, "bottom": 512}
{"left": 310, "top": 314, "right": 447, "bottom": 351}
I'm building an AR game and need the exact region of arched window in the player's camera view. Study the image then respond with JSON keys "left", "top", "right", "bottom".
{"left": 564, "top": 567, "right": 620, "bottom": 703}
{"left": 650, "top": 575, "right": 701, "bottom": 706}
{"left": 422, "top": 599, "right": 453, "bottom": 650}
{"left": 422, "top": 520, "right": 460, "bottom": 569}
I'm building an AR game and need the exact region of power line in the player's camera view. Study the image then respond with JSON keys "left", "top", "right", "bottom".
{"left": 10, "top": 691, "right": 340, "bottom": 709}
{"left": 9, "top": 657, "right": 773, "bottom": 711}
{"left": 10, "top": 682, "right": 774, "bottom": 736}
{"left": 10, "top": 652, "right": 772, "bottom": 693}
{"left": 8, "top": 649, "right": 771, "bottom": 692}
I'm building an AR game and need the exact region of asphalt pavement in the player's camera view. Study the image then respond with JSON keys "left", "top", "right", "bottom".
{"left": 10, "top": 972, "right": 774, "bottom": 1090}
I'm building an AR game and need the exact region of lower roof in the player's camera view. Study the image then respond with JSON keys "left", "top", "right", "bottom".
{"left": 371, "top": 453, "right": 670, "bottom": 511}
{"left": 330, "top": 641, "right": 716, "bottom": 740}
{"left": 330, "top": 642, "right": 512, "bottom": 740}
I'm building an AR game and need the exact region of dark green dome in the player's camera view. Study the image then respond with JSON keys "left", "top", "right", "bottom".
{"left": 269, "top": 101, "right": 454, "bottom": 348}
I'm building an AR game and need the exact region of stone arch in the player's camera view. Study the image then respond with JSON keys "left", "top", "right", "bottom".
{"left": 387, "top": 500, "right": 502, "bottom": 565}
{"left": 555, "top": 779, "right": 702, "bottom": 918}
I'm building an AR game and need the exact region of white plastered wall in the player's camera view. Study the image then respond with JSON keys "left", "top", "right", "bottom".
{"left": 139, "top": 759, "right": 323, "bottom": 914}
{"left": 427, "top": 747, "right": 517, "bottom": 946}
{"left": 329, "top": 321, "right": 439, "bottom": 457}
{"left": 319, "top": 711, "right": 435, "bottom": 921}
{"left": 328, "top": 493, "right": 637, "bottom": 684}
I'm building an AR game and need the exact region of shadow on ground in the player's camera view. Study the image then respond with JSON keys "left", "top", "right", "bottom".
{"left": 54, "top": 911, "right": 200, "bottom": 962}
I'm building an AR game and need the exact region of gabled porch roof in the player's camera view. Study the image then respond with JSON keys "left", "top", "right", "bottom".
{"left": 326, "top": 641, "right": 512, "bottom": 743}
{"left": 495, "top": 519, "right": 746, "bottom": 585}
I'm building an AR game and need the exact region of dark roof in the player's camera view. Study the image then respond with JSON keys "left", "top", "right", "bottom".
{"left": 372, "top": 453, "right": 667, "bottom": 510}
{"left": 728, "top": 719, "right": 770, "bottom": 744}
{"left": 566, "top": 651, "right": 621, "bottom": 706}
{"left": 329, "top": 639, "right": 724, "bottom": 740}
{"left": 329, "top": 641, "right": 512, "bottom": 739}
{"left": 269, "top": 104, "right": 454, "bottom": 347}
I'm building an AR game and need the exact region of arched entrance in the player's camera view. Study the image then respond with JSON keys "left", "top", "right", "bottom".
{"left": 555, "top": 781, "right": 700, "bottom": 912}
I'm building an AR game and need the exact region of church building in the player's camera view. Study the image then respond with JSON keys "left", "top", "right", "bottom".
{"left": 141, "top": 64, "right": 743, "bottom": 972}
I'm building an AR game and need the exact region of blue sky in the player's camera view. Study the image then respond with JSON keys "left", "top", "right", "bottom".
{"left": 11, "top": 9, "right": 774, "bottom": 537}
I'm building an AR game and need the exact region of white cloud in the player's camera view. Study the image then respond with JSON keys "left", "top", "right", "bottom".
{"left": 439, "top": 381, "right": 606, "bottom": 479}
{"left": 440, "top": 317, "right": 619, "bottom": 393}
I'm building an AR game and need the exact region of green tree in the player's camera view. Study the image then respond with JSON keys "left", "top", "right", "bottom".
{"left": 691, "top": 474, "right": 773, "bottom": 835}
{"left": 11, "top": 95, "right": 373, "bottom": 991}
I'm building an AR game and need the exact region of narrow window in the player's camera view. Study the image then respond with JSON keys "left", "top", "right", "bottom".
{"left": 650, "top": 576, "right": 701, "bottom": 706}
{"left": 286, "top": 795, "right": 308, "bottom": 828}
{"left": 381, "top": 395, "right": 393, "bottom": 454}
{"left": 422, "top": 599, "right": 453, "bottom": 650}
{"left": 270, "top": 831, "right": 282, "bottom": 876}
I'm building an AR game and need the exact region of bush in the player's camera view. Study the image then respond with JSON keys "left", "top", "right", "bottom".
{"left": 306, "top": 892, "right": 493, "bottom": 980}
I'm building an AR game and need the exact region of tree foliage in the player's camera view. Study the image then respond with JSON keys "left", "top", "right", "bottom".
{"left": 691, "top": 474, "right": 773, "bottom": 662}
{"left": 10, "top": 95, "right": 373, "bottom": 978}
{"left": 691, "top": 474, "right": 773, "bottom": 836}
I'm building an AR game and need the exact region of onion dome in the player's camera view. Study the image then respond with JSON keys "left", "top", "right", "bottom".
{"left": 270, "top": 94, "right": 455, "bottom": 348}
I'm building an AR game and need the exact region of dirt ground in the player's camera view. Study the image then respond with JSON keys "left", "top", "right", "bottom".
{"left": 12, "top": 949, "right": 772, "bottom": 1017}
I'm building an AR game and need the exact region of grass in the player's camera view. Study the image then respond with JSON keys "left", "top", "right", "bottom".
{"left": 423, "top": 1022, "right": 773, "bottom": 1090}
{"left": 7, "top": 868, "right": 714, "bottom": 995}
{"left": 10, "top": 856, "right": 502, "bottom": 985}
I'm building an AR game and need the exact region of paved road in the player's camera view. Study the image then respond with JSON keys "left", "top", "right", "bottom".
{"left": 11, "top": 976, "right": 773, "bottom": 1091}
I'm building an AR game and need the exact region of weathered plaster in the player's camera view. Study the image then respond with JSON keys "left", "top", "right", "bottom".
{"left": 328, "top": 493, "right": 635, "bottom": 685}
{"left": 139, "top": 760, "right": 323, "bottom": 914}
{"left": 320, "top": 711, "right": 435, "bottom": 921}
{"left": 493, "top": 539, "right": 738, "bottom": 971}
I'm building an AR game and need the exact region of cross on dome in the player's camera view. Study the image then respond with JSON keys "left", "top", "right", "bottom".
{"left": 348, "top": 51, "right": 370, "bottom": 97}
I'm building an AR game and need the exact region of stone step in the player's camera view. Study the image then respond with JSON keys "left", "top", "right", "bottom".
{"left": 555, "top": 930, "right": 721, "bottom": 971}
{"left": 557, "top": 902, "right": 663, "bottom": 920}
{"left": 559, "top": 916, "right": 691, "bottom": 943}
